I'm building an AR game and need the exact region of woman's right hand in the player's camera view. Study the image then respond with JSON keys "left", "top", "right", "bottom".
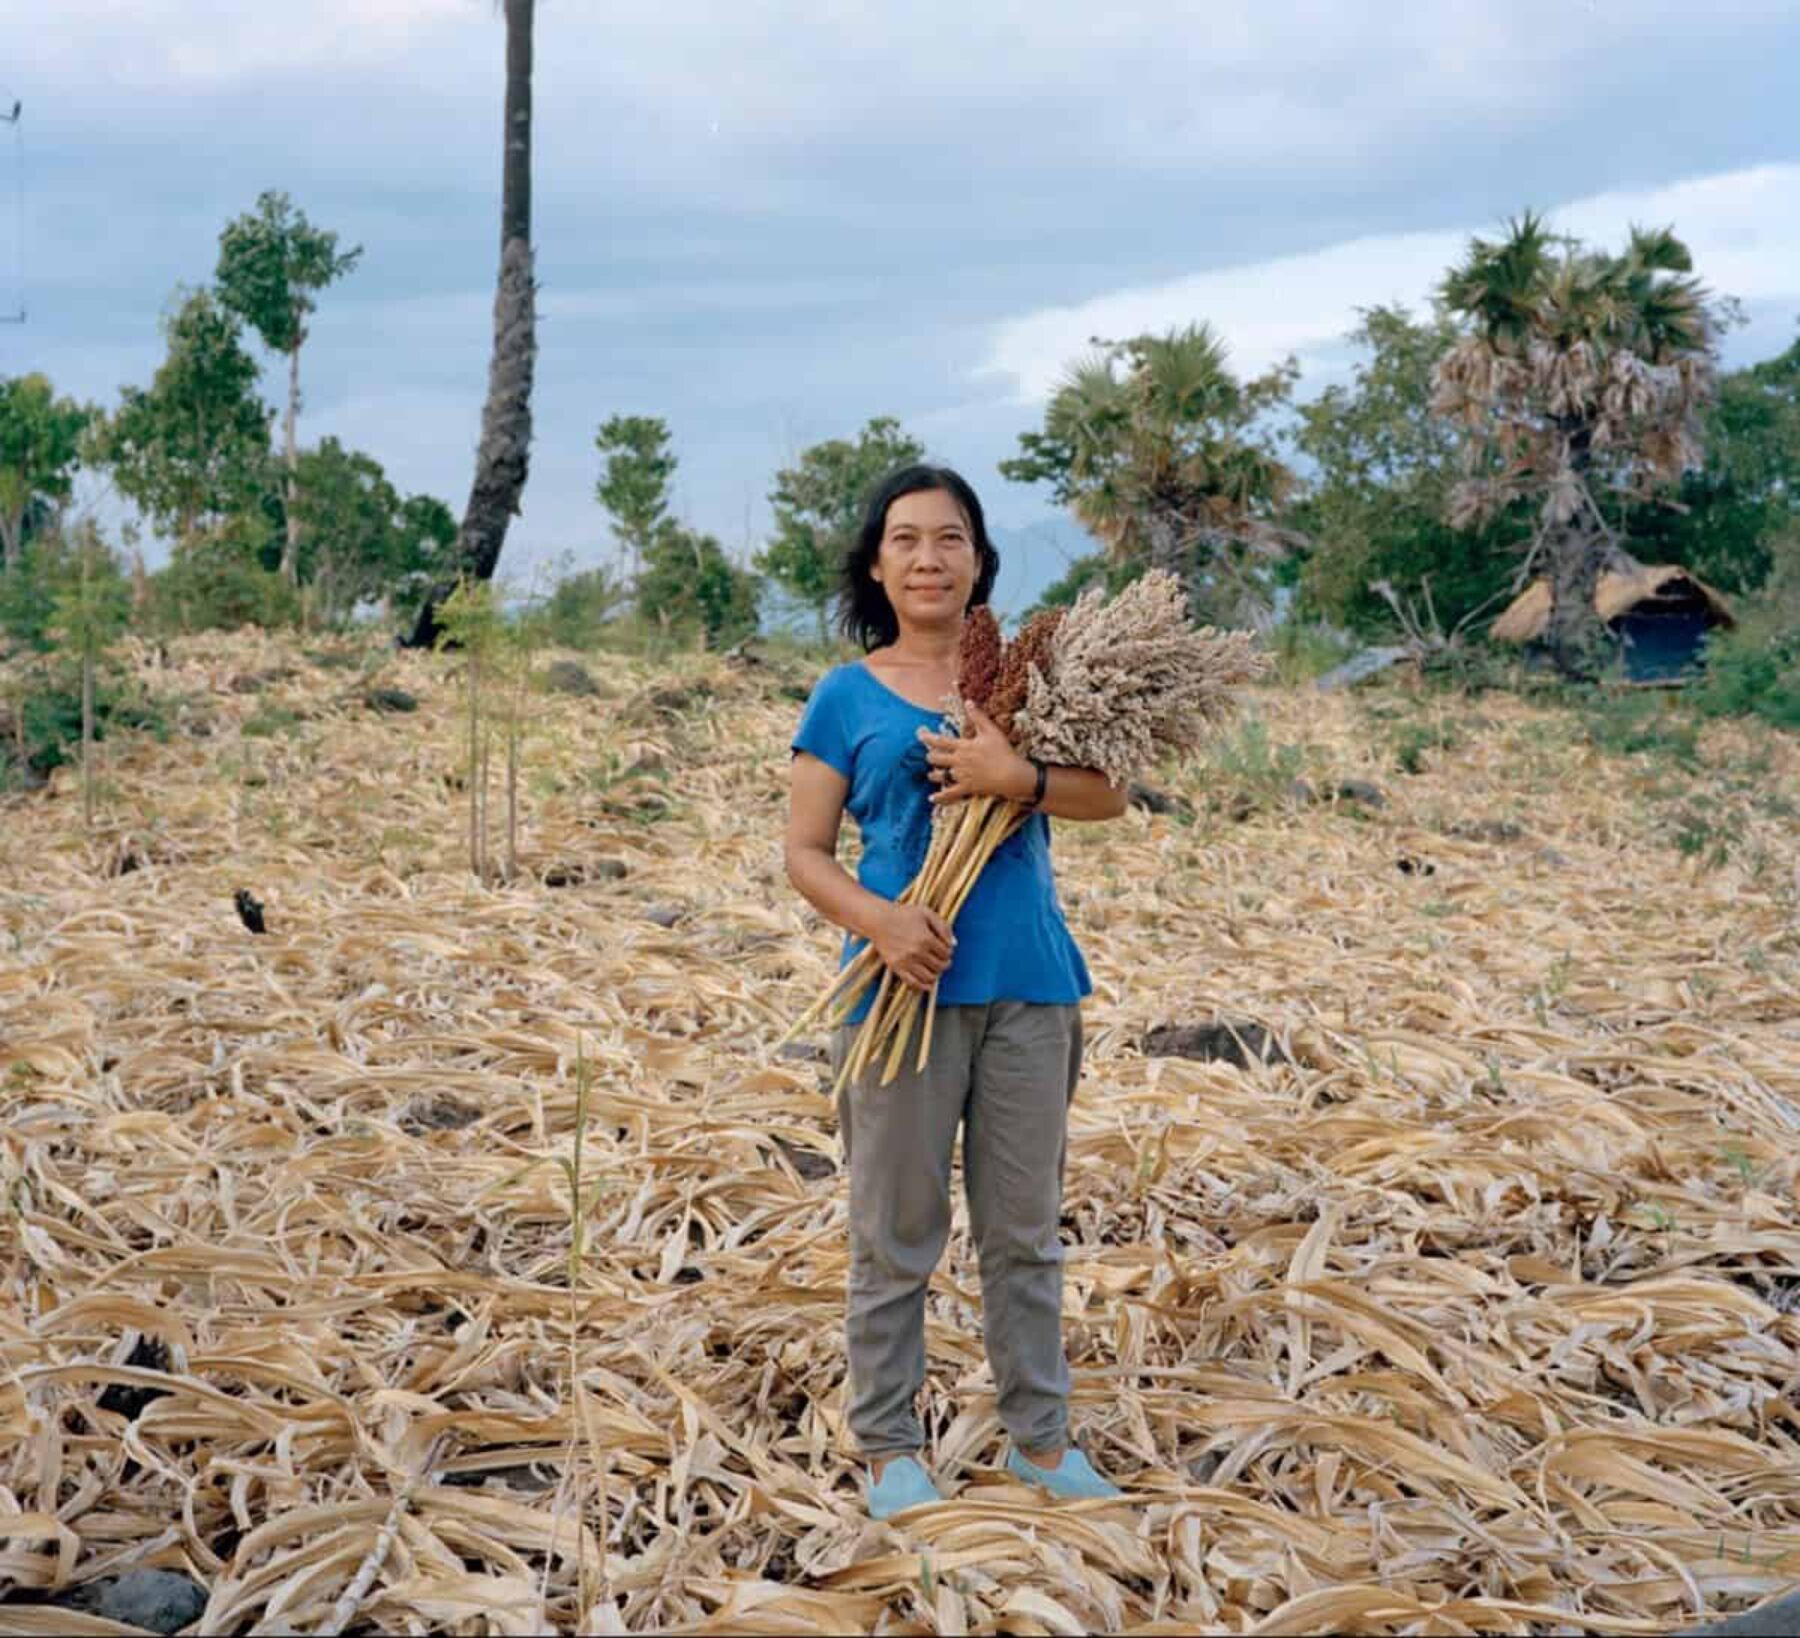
{"left": 872, "top": 903, "right": 956, "bottom": 991}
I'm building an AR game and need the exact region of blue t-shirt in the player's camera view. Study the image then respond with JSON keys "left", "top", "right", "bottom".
{"left": 791, "top": 660, "right": 1092, "bottom": 1023}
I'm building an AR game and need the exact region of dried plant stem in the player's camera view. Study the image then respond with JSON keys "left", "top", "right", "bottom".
{"left": 878, "top": 977, "right": 922, "bottom": 1085}
{"left": 798, "top": 792, "right": 1031, "bottom": 1093}
{"left": 942, "top": 800, "right": 1017, "bottom": 909}
{"left": 320, "top": 1435, "right": 444, "bottom": 1636}
{"left": 919, "top": 796, "right": 989, "bottom": 899}
{"left": 872, "top": 802, "right": 1028, "bottom": 1084}
{"left": 833, "top": 969, "right": 893, "bottom": 1094}
{"left": 853, "top": 799, "right": 1029, "bottom": 1087}
{"left": 915, "top": 981, "right": 940, "bottom": 1074}
{"left": 778, "top": 811, "right": 976, "bottom": 1056}
{"left": 915, "top": 803, "right": 964, "bottom": 897}
{"left": 479, "top": 709, "right": 492, "bottom": 885}
{"left": 322, "top": 1497, "right": 406, "bottom": 1636}
{"left": 823, "top": 959, "right": 884, "bottom": 1034}
{"left": 776, "top": 944, "right": 880, "bottom": 1048}
{"left": 466, "top": 651, "right": 482, "bottom": 879}
{"left": 774, "top": 860, "right": 941, "bottom": 1051}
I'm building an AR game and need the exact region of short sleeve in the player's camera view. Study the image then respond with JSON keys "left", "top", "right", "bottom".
{"left": 790, "top": 668, "right": 855, "bottom": 779}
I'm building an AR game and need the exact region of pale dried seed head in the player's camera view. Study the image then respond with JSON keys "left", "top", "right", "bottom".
{"left": 1014, "top": 570, "right": 1268, "bottom": 788}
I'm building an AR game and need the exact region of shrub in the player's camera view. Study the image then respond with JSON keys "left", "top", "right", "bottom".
{"left": 636, "top": 526, "right": 759, "bottom": 649}
{"left": 1201, "top": 715, "right": 1310, "bottom": 812}
{"left": 0, "top": 537, "right": 63, "bottom": 653}
{"left": 145, "top": 516, "right": 301, "bottom": 635}
{"left": 1576, "top": 690, "right": 1702, "bottom": 768}
{"left": 1268, "top": 620, "right": 1359, "bottom": 684}
{"left": 1, "top": 661, "right": 167, "bottom": 786}
{"left": 1391, "top": 717, "right": 1459, "bottom": 775}
{"left": 534, "top": 565, "right": 629, "bottom": 651}
{"left": 1690, "top": 547, "right": 1800, "bottom": 730}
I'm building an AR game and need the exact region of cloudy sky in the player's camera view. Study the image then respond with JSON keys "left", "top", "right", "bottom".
{"left": 6, "top": 0, "right": 1799, "bottom": 612}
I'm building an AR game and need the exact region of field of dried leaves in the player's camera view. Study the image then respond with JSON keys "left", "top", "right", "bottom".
{"left": 3, "top": 630, "right": 1799, "bottom": 1636}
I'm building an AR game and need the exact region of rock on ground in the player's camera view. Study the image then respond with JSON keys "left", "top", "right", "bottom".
{"left": 75, "top": 1570, "right": 208, "bottom": 1635}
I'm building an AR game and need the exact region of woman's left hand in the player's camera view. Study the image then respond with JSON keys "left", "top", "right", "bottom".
{"left": 919, "top": 702, "right": 1034, "bottom": 807}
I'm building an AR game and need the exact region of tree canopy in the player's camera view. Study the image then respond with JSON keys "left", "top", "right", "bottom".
{"left": 1001, "top": 324, "right": 1297, "bottom": 624}
{"left": 0, "top": 373, "right": 95, "bottom": 573}
{"left": 758, "top": 416, "right": 924, "bottom": 638}
{"left": 1291, "top": 305, "right": 1524, "bottom": 638}
{"left": 595, "top": 415, "right": 677, "bottom": 565}
{"left": 105, "top": 287, "right": 274, "bottom": 541}
{"left": 215, "top": 190, "right": 363, "bottom": 359}
{"left": 1623, "top": 328, "right": 1800, "bottom": 596}
{"left": 594, "top": 413, "right": 759, "bottom": 647}
{"left": 637, "top": 525, "right": 760, "bottom": 648}
{"left": 216, "top": 189, "right": 363, "bottom": 586}
{"left": 1433, "top": 214, "right": 1717, "bottom": 673}
{"left": 289, "top": 437, "right": 456, "bottom": 625}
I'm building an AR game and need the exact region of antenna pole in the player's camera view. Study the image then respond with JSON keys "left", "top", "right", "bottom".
{"left": 1, "top": 98, "right": 22, "bottom": 322}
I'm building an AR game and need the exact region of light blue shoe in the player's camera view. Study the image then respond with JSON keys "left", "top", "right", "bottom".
{"left": 1006, "top": 1445, "right": 1122, "bottom": 1500}
{"left": 866, "top": 1455, "right": 943, "bottom": 1520}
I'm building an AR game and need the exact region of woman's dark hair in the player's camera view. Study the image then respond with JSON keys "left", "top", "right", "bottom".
{"left": 837, "top": 464, "right": 1000, "bottom": 651}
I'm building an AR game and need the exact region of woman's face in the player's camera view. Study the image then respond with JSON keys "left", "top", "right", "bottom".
{"left": 870, "top": 487, "right": 979, "bottom": 636}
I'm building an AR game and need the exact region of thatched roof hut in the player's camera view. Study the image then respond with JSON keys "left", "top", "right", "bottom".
{"left": 1491, "top": 562, "right": 1735, "bottom": 680}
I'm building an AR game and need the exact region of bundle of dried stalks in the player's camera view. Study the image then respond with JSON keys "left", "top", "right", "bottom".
{"left": 2, "top": 629, "right": 1798, "bottom": 1635}
{"left": 808, "top": 572, "right": 1267, "bottom": 1088}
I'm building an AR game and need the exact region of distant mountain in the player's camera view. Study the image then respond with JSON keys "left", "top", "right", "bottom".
{"left": 987, "top": 516, "right": 1098, "bottom": 625}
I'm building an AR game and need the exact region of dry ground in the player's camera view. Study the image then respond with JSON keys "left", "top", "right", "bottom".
{"left": 2, "top": 631, "right": 1799, "bottom": 1635}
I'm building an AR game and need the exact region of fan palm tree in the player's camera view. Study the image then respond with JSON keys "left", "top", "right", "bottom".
{"left": 1003, "top": 324, "right": 1296, "bottom": 624}
{"left": 1432, "top": 213, "right": 1716, "bottom": 676}
{"left": 406, "top": 0, "right": 535, "bottom": 649}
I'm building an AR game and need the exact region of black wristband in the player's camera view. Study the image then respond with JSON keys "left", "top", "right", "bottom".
{"left": 1028, "top": 758, "right": 1049, "bottom": 809}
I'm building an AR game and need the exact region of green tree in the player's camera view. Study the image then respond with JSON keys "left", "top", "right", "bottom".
{"left": 1000, "top": 324, "right": 1297, "bottom": 623}
{"left": 1433, "top": 214, "right": 1718, "bottom": 676}
{"left": 592, "top": 414, "right": 758, "bottom": 646}
{"left": 215, "top": 190, "right": 363, "bottom": 586}
{"left": 594, "top": 415, "right": 676, "bottom": 568}
{"left": 391, "top": 494, "right": 459, "bottom": 624}
{"left": 758, "top": 416, "right": 924, "bottom": 640}
{"left": 106, "top": 287, "right": 273, "bottom": 541}
{"left": 0, "top": 532, "right": 56, "bottom": 651}
{"left": 1622, "top": 328, "right": 1800, "bottom": 595}
{"left": 637, "top": 525, "right": 760, "bottom": 648}
{"left": 1291, "top": 305, "right": 1524, "bottom": 637}
{"left": 284, "top": 437, "right": 454, "bottom": 627}
{"left": 1690, "top": 535, "right": 1800, "bottom": 728}
{"left": 406, "top": 0, "right": 537, "bottom": 649}
{"left": 0, "top": 374, "right": 95, "bottom": 572}
{"left": 291, "top": 437, "right": 397, "bottom": 624}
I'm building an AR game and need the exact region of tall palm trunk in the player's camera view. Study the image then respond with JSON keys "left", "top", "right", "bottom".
{"left": 1543, "top": 426, "right": 1610, "bottom": 678}
{"left": 406, "top": 0, "right": 535, "bottom": 650}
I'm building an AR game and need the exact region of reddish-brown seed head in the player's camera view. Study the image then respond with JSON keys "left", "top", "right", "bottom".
{"left": 988, "top": 607, "right": 1065, "bottom": 741}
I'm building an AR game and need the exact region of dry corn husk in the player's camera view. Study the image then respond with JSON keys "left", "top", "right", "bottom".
{"left": 1, "top": 628, "right": 1797, "bottom": 1634}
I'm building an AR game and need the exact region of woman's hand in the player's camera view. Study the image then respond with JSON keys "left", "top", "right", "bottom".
{"left": 919, "top": 702, "right": 1035, "bottom": 807}
{"left": 872, "top": 902, "right": 956, "bottom": 991}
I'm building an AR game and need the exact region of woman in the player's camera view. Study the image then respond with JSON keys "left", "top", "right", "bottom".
{"left": 784, "top": 463, "right": 1128, "bottom": 1519}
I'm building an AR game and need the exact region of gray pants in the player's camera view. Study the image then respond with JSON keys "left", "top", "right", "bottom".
{"left": 832, "top": 1000, "right": 1084, "bottom": 1458}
